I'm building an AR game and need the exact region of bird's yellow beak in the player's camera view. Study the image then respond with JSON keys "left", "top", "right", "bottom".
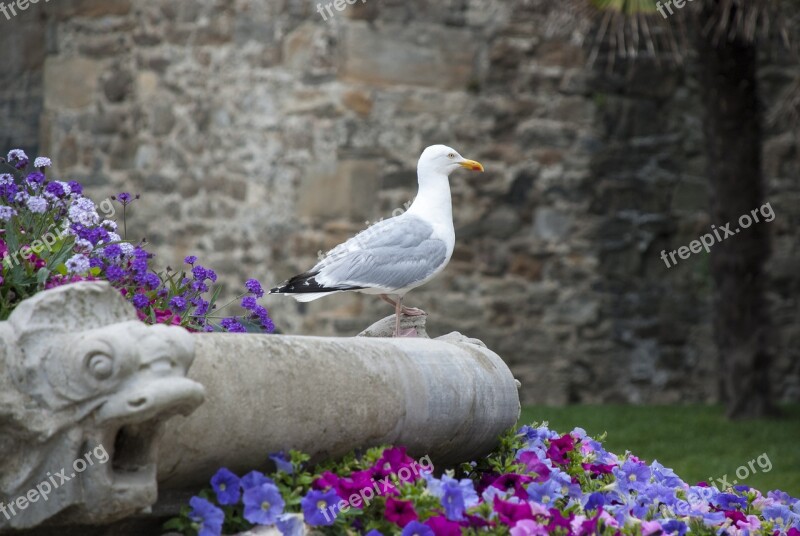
{"left": 459, "top": 159, "right": 485, "bottom": 172}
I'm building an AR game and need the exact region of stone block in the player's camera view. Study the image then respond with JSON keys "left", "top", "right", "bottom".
{"left": 44, "top": 56, "right": 101, "bottom": 110}
{"left": 341, "top": 23, "right": 477, "bottom": 90}
{"left": 296, "top": 159, "right": 380, "bottom": 222}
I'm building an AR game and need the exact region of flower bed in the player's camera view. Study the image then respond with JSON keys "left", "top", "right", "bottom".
{"left": 0, "top": 149, "right": 273, "bottom": 332}
{"left": 165, "top": 425, "right": 800, "bottom": 536}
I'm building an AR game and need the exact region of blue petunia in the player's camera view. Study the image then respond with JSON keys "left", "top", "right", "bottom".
{"left": 189, "top": 496, "right": 224, "bottom": 536}
{"left": 241, "top": 470, "right": 275, "bottom": 491}
{"left": 276, "top": 513, "right": 305, "bottom": 536}
{"left": 401, "top": 521, "right": 434, "bottom": 536}
{"left": 243, "top": 482, "right": 285, "bottom": 525}
{"left": 301, "top": 489, "right": 339, "bottom": 526}
{"left": 210, "top": 467, "right": 241, "bottom": 505}
{"left": 270, "top": 451, "right": 294, "bottom": 474}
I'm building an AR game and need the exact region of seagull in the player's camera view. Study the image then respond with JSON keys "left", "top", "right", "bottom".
{"left": 270, "top": 145, "right": 485, "bottom": 337}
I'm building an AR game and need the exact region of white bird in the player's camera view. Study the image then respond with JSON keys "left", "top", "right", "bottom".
{"left": 270, "top": 145, "right": 485, "bottom": 337}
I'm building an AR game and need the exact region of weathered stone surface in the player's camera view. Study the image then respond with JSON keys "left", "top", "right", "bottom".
{"left": 342, "top": 23, "right": 477, "bottom": 89}
{"left": 158, "top": 332, "right": 521, "bottom": 488}
{"left": 43, "top": 56, "right": 100, "bottom": 110}
{"left": 0, "top": 283, "right": 205, "bottom": 530}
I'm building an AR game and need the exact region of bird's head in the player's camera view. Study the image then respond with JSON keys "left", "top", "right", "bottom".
{"left": 418, "top": 145, "right": 484, "bottom": 177}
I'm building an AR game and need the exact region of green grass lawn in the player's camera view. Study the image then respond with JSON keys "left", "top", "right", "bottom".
{"left": 519, "top": 405, "right": 800, "bottom": 496}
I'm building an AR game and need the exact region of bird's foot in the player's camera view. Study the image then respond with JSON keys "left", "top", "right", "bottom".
{"left": 393, "top": 327, "right": 419, "bottom": 338}
{"left": 401, "top": 307, "right": 427, "bottom": 317}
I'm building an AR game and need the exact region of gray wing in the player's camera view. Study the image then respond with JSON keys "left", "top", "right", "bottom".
{"left": 313, "top": 215, "right": 447, "bottom": 291}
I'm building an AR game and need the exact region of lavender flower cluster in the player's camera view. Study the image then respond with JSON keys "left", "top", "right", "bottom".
{"left": 0, "top": 149, "right": 275, "bottom": 333}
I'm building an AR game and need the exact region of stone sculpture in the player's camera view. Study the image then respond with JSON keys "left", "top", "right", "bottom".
{"left": 0, "top": 282, "right": 205, "bottom": 530}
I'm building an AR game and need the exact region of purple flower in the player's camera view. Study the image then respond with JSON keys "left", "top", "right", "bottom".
{"left": 67, "top": 181, "right": 83, "bottom": 195}
{"left": 221, "top": 317, "right": 247, "bottom": 333}
{"left": 0, "top": 173, "right": 13, "bottom": 185}
{"left": 269, "top": 451, "right": 294, "bottom": 475}
{"left": 243, "top": 482, "right": 285, "bottom": 525}
{"left": 26, "top": 196, "right": 48, "bottom": 213}
{"left": 169, "top": 296, "right": 188, "bottom": 311}
{"left": 184, "top": 255, "right": 198, "bottom": 265}
{"left": 26, "top": 172, "right": 45, "bottom": 186}
{"left": 102, "top": 244, "right": 123, "bottom": 258}
{"left": 33, "top": 156, "right": 51, "bottom": 168}
{"left": 142, "top": 273, "right": 161, "bottom": 289}
{"left": 241, "top": 296, "right": 258, "bottom": 310}
{"left": 44, "top": 181, "right": 67, "bottom": 198}
{"left": 188, "top": 496, "right": 224, "bottom": 536}
{"left": 245, "top": 278, "right": 264, "bottom": 298}
{"left": 105, "top": 265, "right": 125, "bottom": 281}
{"left": 252, "top": 305, "right": 275, "bottom": 332}
{"left": 301, "top": 489, "right": 339, "bottom": 526}
{"left": 132, "top": 294, "right": 150, "bottom": 310}
{"left": 401, "top": 521, "right": 434, "bottom": 536}
{"left": 241, "top": 471, "right": 275, "bottom": 492}
{"left": 206, "top": 269, "right": 218, "bottom": 282}
{"left": 192, "top": 265, "right": 208, "bottom": 281}
{"left": 210, "top": 467, "right": 241, "bottom": 506}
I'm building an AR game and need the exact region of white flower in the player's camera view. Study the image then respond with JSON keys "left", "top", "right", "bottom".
{"left": 7, "top": 149, "right": 28, "bottom": 162}
{"left": 101, "top": 219, "right": 117, "bottom": 232}
{"left": 73, "top": 239, "right": 94, "bottom": 254}
{"left": 33, "top": 156, "right": 52, "bottom": 168}
{"left": 0, "top": 173, "right": 13, "bottom": 186}
{"left": 26, "top": 196, "right": 48, "bottom": 214}
{"left": 68, "top": 197, "right": 99, "bottom": 226}
{"left": 0, "top": 206, "right": 17, "bottom": 221}
{"left": 65, "top": 253, "right": 91, "bottom": 274}
{"left": 107, "top": 232, "right": 121, "bottom": 243}
{"left": 119, "top": 242, "right": 134, "bottom": 256}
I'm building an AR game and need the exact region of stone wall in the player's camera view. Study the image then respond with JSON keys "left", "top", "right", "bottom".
{"left": 3, "top": 0, "right": 799, "bottom": 405}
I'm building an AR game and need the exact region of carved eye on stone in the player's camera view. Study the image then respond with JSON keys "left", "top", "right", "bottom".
{"left": 87, "top": 352, "right": 114, "bottom": 381}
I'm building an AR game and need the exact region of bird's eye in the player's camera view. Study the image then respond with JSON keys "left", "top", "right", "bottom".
{"left": 448, "top": 153, "right": 456, "bottom": 159}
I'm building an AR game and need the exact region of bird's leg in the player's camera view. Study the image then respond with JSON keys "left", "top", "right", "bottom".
{"left": 393, "top": 295, "right": 417, "bottom": 338}
{"left": 394, "top": 296, "right": 402, "bottom": 337}
{"left": 380, "top": 294, "right": 398, "bottom": 308}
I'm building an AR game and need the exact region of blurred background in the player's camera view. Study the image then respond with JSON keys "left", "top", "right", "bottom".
{"left": 1, "top": 0, "right": 798, "bottom": 429}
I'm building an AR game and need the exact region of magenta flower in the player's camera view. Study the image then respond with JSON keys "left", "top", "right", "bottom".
{"left": 385, "top": 497, "right": 418, "bottom": 528}
{"left": 546, "top": 434, "right": 575, "bottom": 465}
{"left": 424, "top": 515, "right": 463, "bottom": 535}
{"left": 493, "top": 498, "right": 535, "bottom": 525}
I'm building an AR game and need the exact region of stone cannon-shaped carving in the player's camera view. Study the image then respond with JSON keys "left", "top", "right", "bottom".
{"left": 0, "top": 282, "right": 205, "bottom": 530}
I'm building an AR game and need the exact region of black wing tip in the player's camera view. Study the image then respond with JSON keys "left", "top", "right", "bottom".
{"left": 270, "top": 271, "right": 366, "bottom": 295}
